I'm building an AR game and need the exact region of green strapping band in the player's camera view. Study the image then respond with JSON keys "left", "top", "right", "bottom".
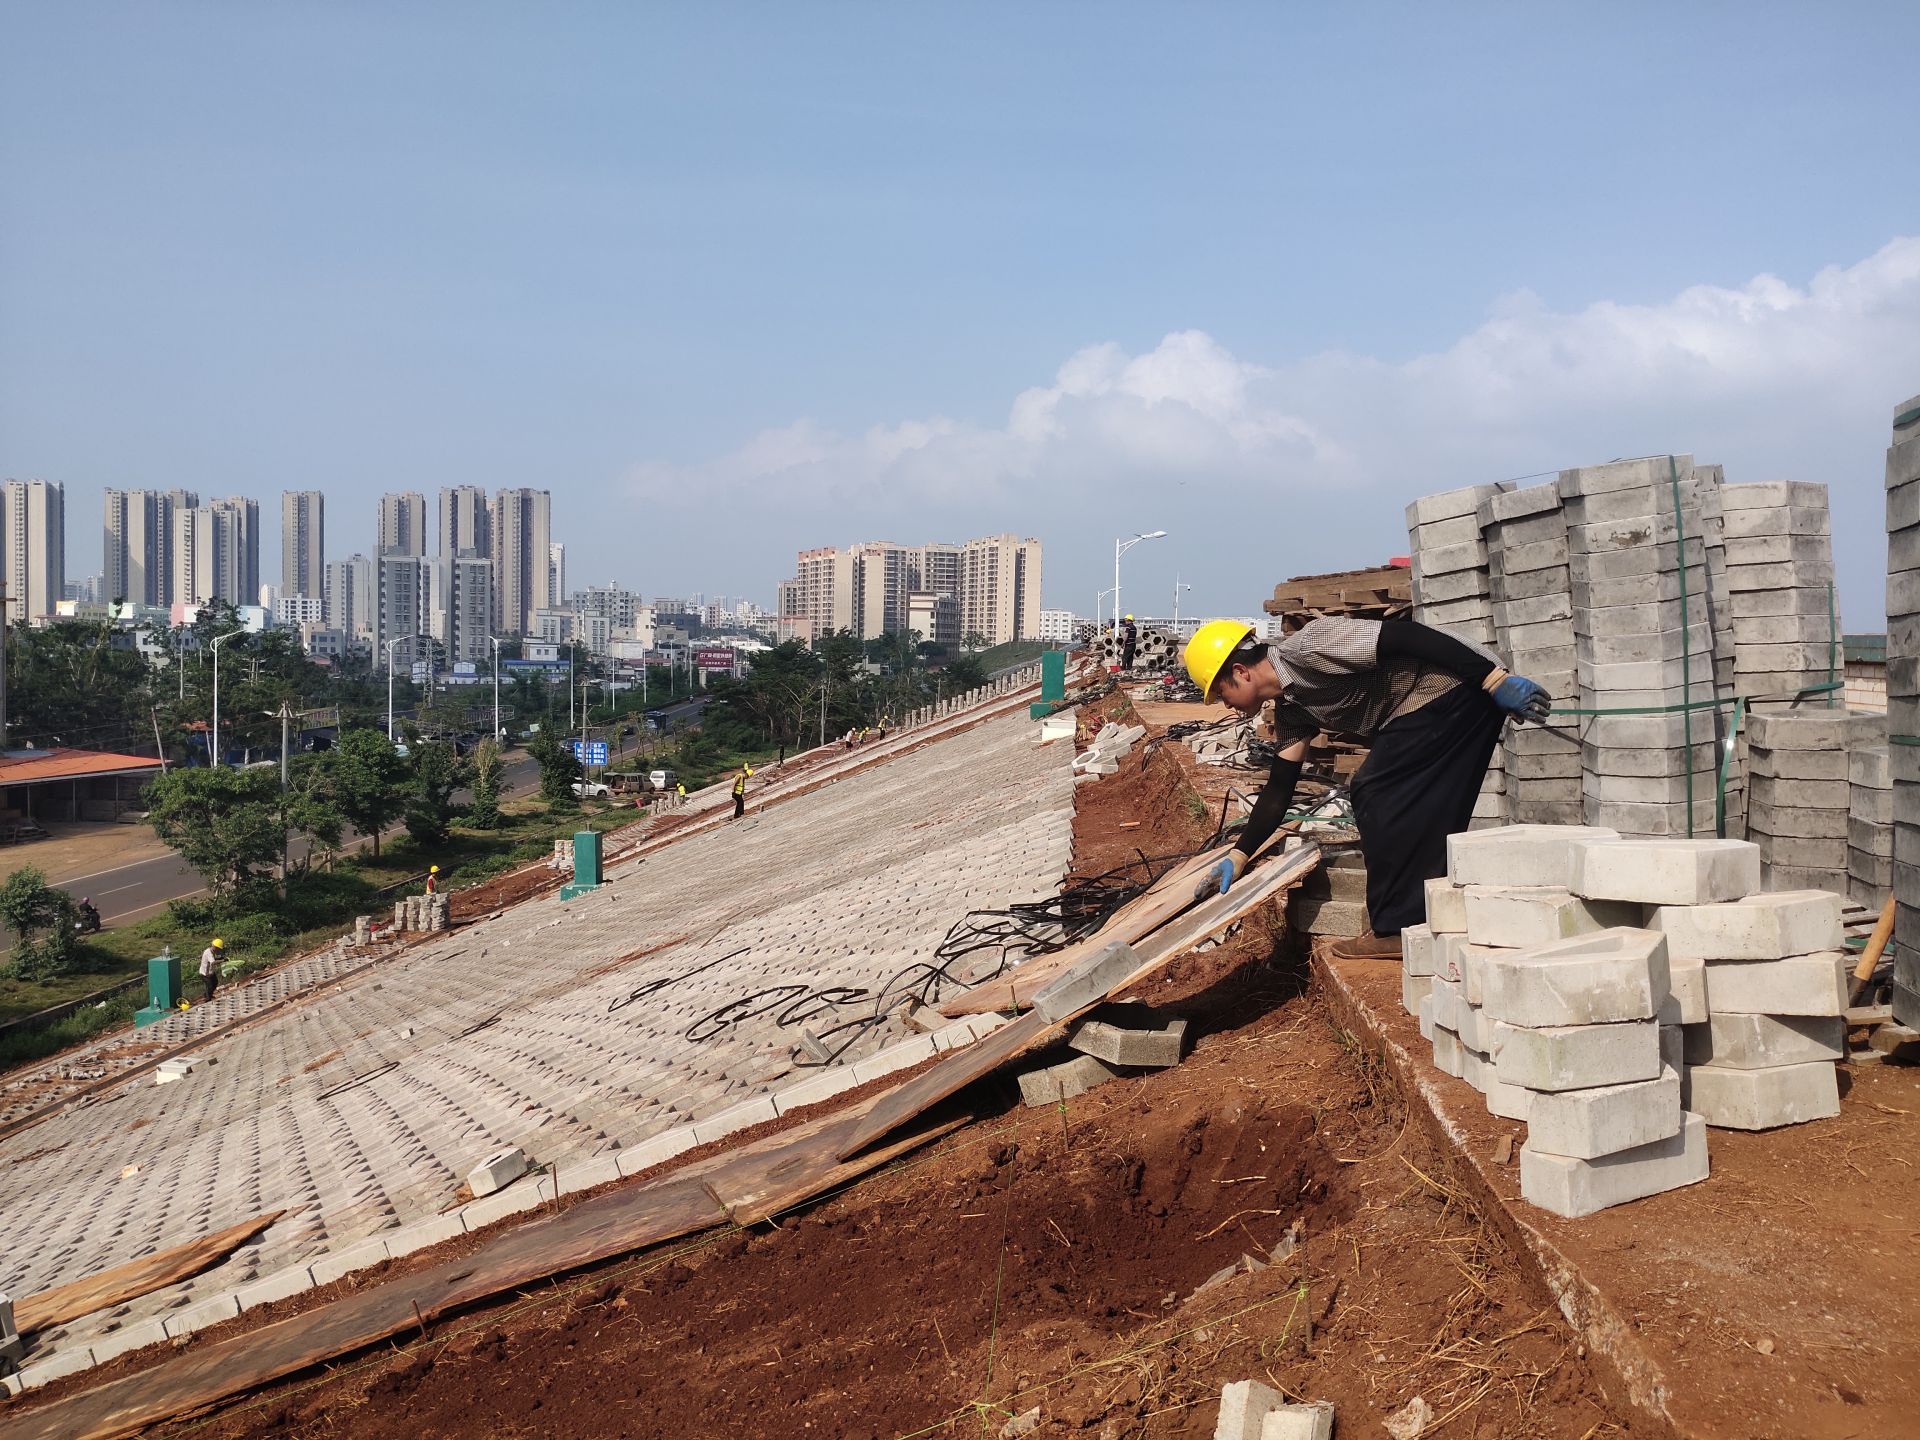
{"left": 1668, "top": 455, "right": 1695, "bottom": 834}
{"left": 1892, "top": 736, "right": 1920, "bottom": 747}
{"left": 1897, "top": 405, "right": 1920, "bottom": 430}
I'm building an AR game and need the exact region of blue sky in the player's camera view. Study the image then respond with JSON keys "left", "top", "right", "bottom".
{"left": 5, "top": 2, "right": 1919, "bottom": 625}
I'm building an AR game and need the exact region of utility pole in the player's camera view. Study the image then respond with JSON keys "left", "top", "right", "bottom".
{"left": 276, "top": 700, "right": 295, "bottom": 882}
{"left": 0, "top": 580, "right": 9, "bottom": 750}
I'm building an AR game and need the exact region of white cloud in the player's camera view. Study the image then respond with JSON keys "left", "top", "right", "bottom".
{"left": 625, "top": 238, "right": 1920, "bottom": 621}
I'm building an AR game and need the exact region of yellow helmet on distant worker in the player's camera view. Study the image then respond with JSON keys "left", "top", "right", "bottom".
{"left": 1123, "top": 613, "right": 1133, "bottom": 621}
{"left": 1183, "top": 620, "right": 1256, "bottom": 701}
{"left": 429, "top": 865, "right": 439, "bottom": 873}
{"left": 211, "top": 938, "right": 224, "bottom": 948}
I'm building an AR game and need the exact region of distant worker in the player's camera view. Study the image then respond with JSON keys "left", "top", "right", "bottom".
{"left": 1182, "top": 617, "right": 1550, "bottom": 960}
{"left": 843, "top": 727, "right": 857, "bottom": 751}
{"left": 675, "top": 781, "right": 687, "bottom": 808}
{"left": 75, "top": 895, "right": 102, "bottom": 936}
{"left": 859, "top": 725, "right": 870, "bottom": 746}
{"left": 424, "top": 864, "right": 439, "bottom": 895}
{"left": 731, "top": 762, "right": 753, "bottom": 820}
{"left": 1120, "top": 614, "right": 1139, "bottom": 671}
{"left": 199, "top": 937, "right": 224, "bottom": 1003}
{"left": 877, "top": 717, "right": 889, "bottom": 743}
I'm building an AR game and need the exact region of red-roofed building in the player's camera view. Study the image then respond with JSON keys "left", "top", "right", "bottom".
{"left": 0, "top": 747, "right": 164, "bottom": 828}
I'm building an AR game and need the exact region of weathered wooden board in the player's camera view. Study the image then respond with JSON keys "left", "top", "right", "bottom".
{"left": 16, "top": 1212, "right": 285, "bottom": 1335}
{"left": 716, "top": 1113, "right": 971, "bottom": 1226}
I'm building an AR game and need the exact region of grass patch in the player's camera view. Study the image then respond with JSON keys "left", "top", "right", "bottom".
{"left": 973, "top": 639, "right": 1053, "bottom": 674}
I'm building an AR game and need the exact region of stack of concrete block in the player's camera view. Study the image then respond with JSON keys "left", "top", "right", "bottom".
{"left": 1482, "top": 482, "right": 1582, "bottom": 825}
{"left": 1848, "top": 743, "right": 1894, "bottom": 908}
{"left": 1407, "top": 483, "right": 1505, "bottom": 828}
{"left": 1721, "top": 481, "right": 1840, "bottom": 704}
{"left": 1288, "top": 851, "right": 1368, "bottom": 937}
{"left": 1691, "top": 464, "right": 1740, "bottom": 703}
{"left": 1073, "top": 721, "right": 1145, "bottom": 779}
{"left": 1889, "top": 391, "right": 1920, "bottom": 1026}
{"left": 1648, "top": 889, "right": 1848, "bottom": 1129}
{"left": 1560, "top": 456, "right": 1723, "bottom": 840}
{"left": 1745, "top": 708, "right": 1881, "bottom": 894}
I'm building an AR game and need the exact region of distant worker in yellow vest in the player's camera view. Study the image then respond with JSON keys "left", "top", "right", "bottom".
{"left": 731, "top": 763, "right": 753, "bottom": 820}
{"left": 675, "top": 781, "right": 687, "bottom": 808}
{"left": 1182, "top": 617, "right": 1550, "bottom": 960}
{"left": 424, "top": 864, "right": 439, "bottom": 895}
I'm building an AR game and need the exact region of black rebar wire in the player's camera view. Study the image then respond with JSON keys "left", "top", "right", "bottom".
{"left": 607, "top": 946, "right": 748, "bottom": 1015}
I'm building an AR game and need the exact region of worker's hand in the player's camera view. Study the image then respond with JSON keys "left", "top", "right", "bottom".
{"left": 1487, "top": 672, "right": 1551, "bottom": 725}
{"left": 1194, "top": 850, "right": 1247, "bottom": 901}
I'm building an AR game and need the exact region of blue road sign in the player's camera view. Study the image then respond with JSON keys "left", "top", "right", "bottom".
{"left": 571, "top": 740, "right": 609, "bottom": 766}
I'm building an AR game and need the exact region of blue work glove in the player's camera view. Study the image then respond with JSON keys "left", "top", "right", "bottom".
{"left": 1488, "top": 672, "right": 1552, "bottom": 725}
{"left": 1194, "top": 851, "right": 1247, "bottom": 901}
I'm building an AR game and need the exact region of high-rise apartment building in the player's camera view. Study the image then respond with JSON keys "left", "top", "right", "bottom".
{"left": 959, "top": 534, "right": 1043, "bottom": 646}
{"left": 103, "top": 488, "right": 195, "bottom": 606}
{"left": 171, "top": 497, "right": 260, "bottom": 607}
{"left": 795, "top": 547, "right": 856, "bottom": 639}
{"left": 490, "top": 488, "right": 551, "bottom": 636}
{"left": 281, "top": 490, "right": 325, "bottom": 600}
{"left": 572, "top": 584, "right": 648, "bottom": 634}
{"left": 325, "top": 553, "right": 376, "bottom": 648}
{"left": 377, "top": 492, "right": 427, "bottom": 557}
{"left": 3, "top": 479, "right": 66, "bottom": 621}
{"left": 377, "top": 553, "right": 432, "bottom": 668}
{"left": 427, "top": 554, "right": 494, "bottom": 665}
{"left": 786, "top": 534, "right": 1038, "bottom": 648}
{"left": 548, "top": 542, "right": 566, "bottom": 609}
{"left": 438, "top": 485, "right": 491, "bottom": 559}
{"left": 852, "top": 541, "right": 917, "bottom": 641}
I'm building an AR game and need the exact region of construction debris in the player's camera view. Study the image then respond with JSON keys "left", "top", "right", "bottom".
{"left": 1066, "top": 1003, "right": 1187, "bottom": 1067}
{"left": 1072, "top": 721, "right": 1146, "bottom": 780}
{"left": 1016, "top": 1052, "right": 1120, "bottom": 1107}
{"left": 468, "top": 1146, "right": 532, "bottom": 1197}
{"left": 1263, "top": 562, "right": 1411, "bottom": 628}
{"left": 1213, "top": 1379, "right": 1334, "bottom": 1440}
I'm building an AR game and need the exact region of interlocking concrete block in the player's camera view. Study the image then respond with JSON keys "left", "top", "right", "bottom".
{"left": 1491, "top": 1018, "right": 1660, "bottom": 1092}
{"left": 1402, "top": 923, "right": 1437, "bottom": 977}
{"left": 15, "top": 1342, "right": 99, "bottom": 1389}
{"left": 459, "top": 1180, "right": 548, "bottom": 1230}
{"left": 1264, "top": 1401, "right": 1337, "bottom": 1440}
{"left": 1658, "top": 955, "right": 1707, "bottom": 1025}
{"left": 1484, "top": 1068, "right": 1534, "bottom": 1121}
{"left": 1462, "top": 886, "right": 1640, "bottom": 947}
{"left": 1687, "top": 1060, "right": 1839, "bottom": 1129}
{"left": 1446, "top": 824, "right": 1618, "bottom": 887}
{"left": 1649, "top": 890, "right": 1844, "bottom": 960}
{"left": 1430, "top": 1025, "right": 1465, "bottom": 1078}
{"left": 1525, "top": 1066, "right": 1682, "bottom": 1159}
{"left": 1682, "top": 1013, "right": 1845, "bottom": 1069}
{"left": 1401, "top": 969, "right": 1433, "bottom": 1016}
{"left": 232, "top": 1263, "right": 319, "bottom": 1313}
{"left": 1018, "top": 1052, "right": 1121, "bottom": 1107}
{"left": 162, "top": 1290, "right": 242, "bottom": 1340}
{"left": 467, "top": 1146, "right": 531, "bottom": 1197}
{"left": 1068, "top": 1004, "right": 1187, "bottom": 1068}
{"left": 85, "top": 1316, "right": 172, "bottom": 1366}
{"left": 554, "top": 1154, "right": 625, "bottom": 1198}
{"left": 1703, "top": 952, "right": 1849, "bottom": 1016}
{"left": 1521, "top": 1111, "right": 1709, "bottom": 1218}
{"left": 849, "top": 1035, "right": 939, "bottom": 1085}
{"left": 307, "top": 1235, "right": 393, "bottom": 1288}
{"left": 1032, "top": 939, "right": 1140, "bottom": 1023}
{"left": 1434, "top": 931, "right": 1469, "bottom": 985}
{"left": 1428, "top": 976, "right": 1463, "bottom": 1032}
{"left": 1458, "top": 943, "right": 1509, "bottom": 1005}
{"left": 1480, "top": 928, "right": 1669, "bottom": 1028}
{"left": 1568, "top": 838, "right": 1760, "bottom": 905}
{"left": 691, "top": 1095, "right": 780, "bottom": 1143}
{"left": 613, "top": 1125, "right": 699, "bottom": 1175}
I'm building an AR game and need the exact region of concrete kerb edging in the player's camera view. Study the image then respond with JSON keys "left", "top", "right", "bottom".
{"left": 5, "top": 1011, "right": 1010, "bottom": 1393}
{"left": 1311, "top": 952, "right": 1684, "bottom": 1440}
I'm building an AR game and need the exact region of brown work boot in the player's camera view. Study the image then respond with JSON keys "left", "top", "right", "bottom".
{"left": 1327, "top": 931, "right": 1403, "bottom": 961}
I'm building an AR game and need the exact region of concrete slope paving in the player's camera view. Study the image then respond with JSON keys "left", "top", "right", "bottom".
{"left": 0, "top": 707, "right": 1073, "bottom": 1373}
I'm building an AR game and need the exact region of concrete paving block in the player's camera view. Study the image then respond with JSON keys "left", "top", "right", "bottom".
{"left": 1430, "top": 1025, "right": 1465, "bottom": 1078}
{"left": 614, "top": 1125, "right": 699, "bottom": 1175}
{"left": 1032, "top": 939, "right": 1140, "bottom": 1023}
{"left": 1402, "top": 923, "right": 1437, "bottom": 977}
{"left": 1214, "top": 1379, "right": 1334, "bottom": 1440}
{"left": 1650, "top": 890, "right": 1844, "bottom": 960}
{"left": 1703, "top": 952, "right": 1849, "bottom": 1016}
{"left": 553, "top": 1154, "right": 625, "bottom": 1198}
{"left": 467, "top": 1146, "right": 531, "bottom": 1197}
{"left": 231, "top": 1262, "right": 319, "bottom": 1313}
{"left": 1480, "top": 928, "right": 1669, "bottom": 1028}
{"left": 1458, "top": 942, "right": 1512, "bottom": 1006}
{"left": 1263, "top": 1400, "right": 1337, "bottom": 1440}
{"left": 1068, "top": 1005, "right": 1187, "bottom": 1068}
{"left": 1402, "top": 970, "right": 1433, "bottom": 1016}
{"left": 306, "top": 1236, "right": 393, "bottom": 1288}
{"left": 1658, "top": 955, "right": 1708, "bottom": 1025}
{"left": 1568, "top": 838, "right": 1760, "bottom": 905}
{"left": 459, "top": 1180, "right": 549, "bottom": 1231}
{"left": 1525, "top": 1066, "right": 1683, "bottom": 1159}
{"left": 1462, "top": 1045, "right": 1491, "bottom": 1095}
{"left": 1688, "top": 1060, "right": 1839, "bottom": 1130}
{"left": 85, "top": 1316, "right": 172, "bottom": 1366}
{"left": 849, "top": 1035, "right": 939, "bottom": 1085}
{"left": 1521, "top": 1111, "right": 1709, "bottom": 1218}
{"left": 1462, "top": 886, "right": 1640, "bottom": 947}
{"left": 1682, "top": 1012, "right": 1845, "bottom": 1069}
{"left": 1447, "top": 824, "right": 1619, "bottom": 887}
{"left": 15, "top": 1342, "right": 99, "bottom": 1389}
{"left": 162, "top": 1290, "right": 242, "bottom": 1340}
{"left": 1660, "top": 1022, "right": 1684, "bottom": 1076}
{"left": 691, "top": 1094, "right": 780, "bottom": 1143}
{"left": 1491, "top": 1018, "right": 1661, "bottom": 1092}
{"left": 1455, "top": 1000, "right": 1491, "bottom": 1055}
{"left": 1018, "top": 1052, "right": 1122, "bottom": 1107}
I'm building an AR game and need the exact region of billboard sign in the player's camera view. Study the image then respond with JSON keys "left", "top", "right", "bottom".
{"left": 695, "top": 647, "right": 734, "bottom": 671}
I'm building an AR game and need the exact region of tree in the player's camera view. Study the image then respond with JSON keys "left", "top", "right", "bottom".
{"left": 528, "top": 726, "right": 581, "bottom": 802}
{"left": 282, "top": 755, "right": 345, "bottom": 875}
{"left": 0, "top": 867, "right": 79, "bottom": 979}
{"left": 5, "top": 619, "right": 156, "bottom": 752}
{"left": 945, "top": 654, "right": 989, "bottom": 693}
{"left": 326, "top": 727, "right": 411, "bottom": 857}
{"left": 961, "top": 630, "right": 988, "bottom": 654}
{"left": 467, "top": 739, "right": 504, "bottom": 829}
{"left": 404, "top": 738, "right": 471, "bottom": 846}
{"left": 145, "top": 767, "right": 286, "bottom": 899}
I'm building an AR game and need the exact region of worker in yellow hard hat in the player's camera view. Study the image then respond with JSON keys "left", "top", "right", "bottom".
{"left": 1119, "top": 613, "right": 1139, "bottom": 672}
{"left": 198, "top": 937, "right": 224, "bottom": 1003}
{"left": 425, "top": 864, "right": 440, "bottom": 896}
{"left": 1183, "top": 614, "right": 1550, "bottom": 960}
{"left": 731, "top": 762, "right": 753, "bottom": 820}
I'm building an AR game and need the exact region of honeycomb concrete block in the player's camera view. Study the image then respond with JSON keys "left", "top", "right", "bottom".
{"left": 1658, "top": 955, "right": 1708, "bottom": 1025}
{"left": 1424, "top": 877, "right": 1468, "bottom": 933}
{"left": 1569, "top": 838, "right": 1761, "bottom": 906}
{"left": 1480, "top": 928, "right": 1669, "bottom": 1028}
{"left": 85, "top": 1316, "right": 172, "bottom": 1366}
{"left": 1402, "top": 923, "right": 1437, "bottom": 977}
{"left": 1682, "top": 1013, "right": 1846, "bottom": 1069}
{"left": 614, "top": 1125, "right": 699, "bottom": 1176}
{"left": 1462, "top": 886, "right": 1641, "bottom": 947}
{"left": 1521, "top": 1112, "right": 1709, "bottom": 1218}
{"left": 1446, "top": 824, "right": 1619, "bottom": 887}
{"left": 554, "top": 1153, "right": 625, "bottom": 1198}
{"left": 162, "top": 1290, "right": 242, "bottom": 1340}
{"left": 459, "top": 1180, "right": 548, "bottom": 1231}
{"left": 1032, "top": 939, "right": 1140, "bottom": 1022}
{"left": 231, "top": 1262, "right": 319, "bottom": 1313}
{"left": 467, "top": 1145, "right": 531, "bottom": 1198}
{"left": 1703, "top": 952, "right": 1849, "bottom": 1016}
{"left": 1524, "top": 1066, "right": 1683, "bottom": 1159}
{"left": 1491, "top": 1018, "right": 1660, "bottom": 1092}
{"left": 1018, "top": 1052, "right": 1121, "bottom": 1107}
{"left": 1687, "top": 1060, "right": 1840, "bottom": 1130}
{"left": 307, "top": 1235, "right": 393, "bottom": 1288}
{"left": 1649, "top": 891, "right": 1844, "bottom": 960}
{"left": 1068, "top": 1005, "right": 1187, "bottom": 1068}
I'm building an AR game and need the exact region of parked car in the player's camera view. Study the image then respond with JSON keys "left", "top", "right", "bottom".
{"left": 571, "top": 780, "right": 612, "bottom": 798}
{"left": 649, "top": 769, "right": 677, "bottom": 790}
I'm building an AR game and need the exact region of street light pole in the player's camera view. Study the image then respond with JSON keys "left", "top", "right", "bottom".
{"left": 384, "top": 637, "right": 405, "bottom": 741}
{"left": 1173, "top": 573, "right": 1192, "bottom": 631}
{"left": 210, "top": 631, "right": 237, "bottom": 768}
{"left": 1113, "top": 529, "right": 1168, "bottom": 647}
{"left": 489, "top": 635, "right": 503, "bottom": 743}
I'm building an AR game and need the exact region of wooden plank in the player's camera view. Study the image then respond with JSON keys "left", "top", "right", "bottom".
{"left": 1130, "top": 700, "right": 1237, "bottom": 728}
{"left": 15, "top": 1212, "right": 285, "bottom": 1335}
{"left": 717, "top": 1113, "right": 971, "bottom": 1226}
{"left": 841, "top": 843, "right": 1322, "bottom": 1160}
{"left": 9, "top": 1098, "right": 958, "bottom": 1440}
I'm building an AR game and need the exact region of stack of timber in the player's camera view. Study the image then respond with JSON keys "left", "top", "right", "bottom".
{"left": 1263, "top": 563, "right": 1412, "bottom": 632}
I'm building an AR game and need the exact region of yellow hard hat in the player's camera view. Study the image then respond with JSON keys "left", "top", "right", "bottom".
{"left": 429, "top": 865, "right": 439, "bottom": 873}
{"left": 211, "top": 937, "right": 224, "bottom": 948}
{"left": 1184, "top": 620, "right": 1256, "bottom": 701}
{"left": 1123, "top": 613, "right": 1133, "bottom": 621}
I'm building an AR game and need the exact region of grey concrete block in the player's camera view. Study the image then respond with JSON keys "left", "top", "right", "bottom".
{"left": 1703, "top": 952, "right": 1849, "bottom": 1016}
{"left": 1032, "top": 939, "right": 1140, "bottom": 1022}
{"left": 162, "top": 1290, "right": 242, "bottom": 1340}
{"left": 1018, "top": 1052, "right": 1122, "bottom": 1107}
{"left": 467, "top": 1146, "right": 531, "bottom": 1197}
{"left": 1524, "top": 1065, "right": 1683, "bottom": 1159}
{"left": 1650, "top": 890, "right": 1844, "bottom": 960}
{"left": 1682, "top": 1012, "right": 1844, "bottom": 1069}
{"left": 1480, "top": 927, "right": 1669, "bottom": 1028}
{"left": 307, "top": 1236, "right": 393, "bottom": 1288}
{"left": 1688, "top": 1059, "right": 1839, "bottom": 1129}
{"left": 1068, "top": 1004, "right": 1188, "bottom": 1068}
{"left": 1520, "top": 1111, "right": 1709, "bottom": 1218}
{"left": 231, "top": 1263, "right": 320, "bottom": 1313}
{"left": 85, "top": 1316, "right": 172, "bottom": 1367}
{"left": 15, "top": 1342, "right": 99, "bottom": 1390}
{"left": 1491, "top": 1017, "right": 1661, "bottom": 1091}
